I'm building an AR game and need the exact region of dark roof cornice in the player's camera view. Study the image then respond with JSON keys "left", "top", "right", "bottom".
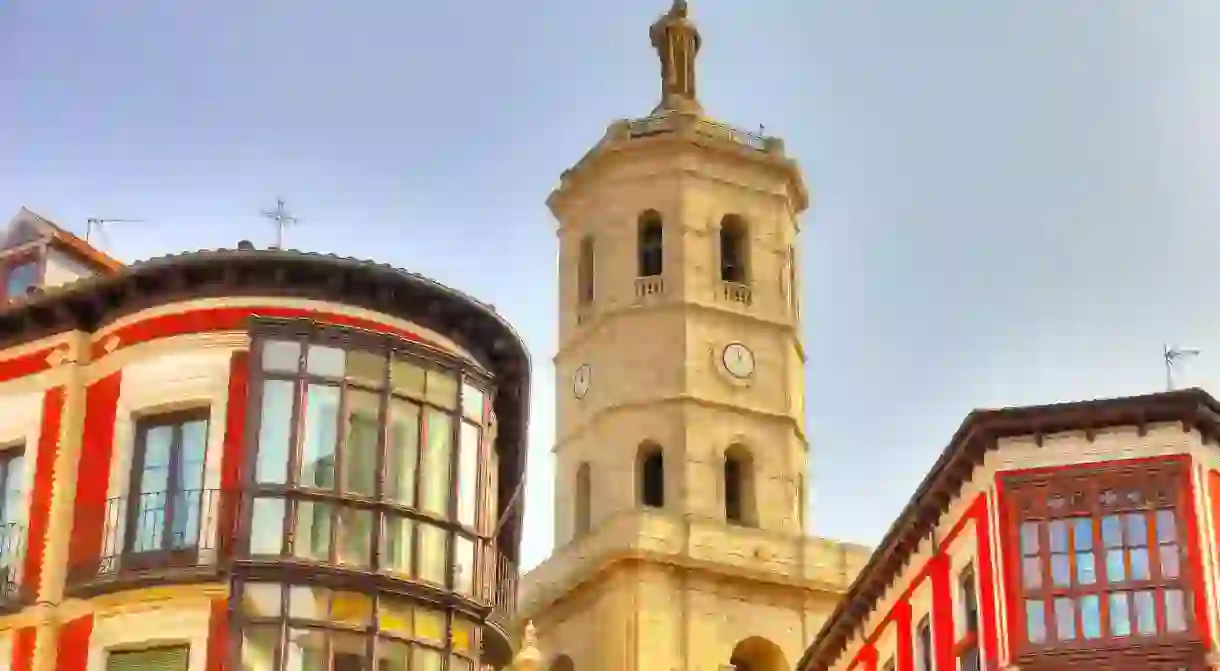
{"left": 799, "top": 388, "right": 1220, "bottom": 671}
{"left": 0, "top": 246, "right": 533, "bottom": 560}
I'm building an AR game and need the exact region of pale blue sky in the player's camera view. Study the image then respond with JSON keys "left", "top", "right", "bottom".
{"left": 5, "top": 1, "right": 1220, "bottom": 570}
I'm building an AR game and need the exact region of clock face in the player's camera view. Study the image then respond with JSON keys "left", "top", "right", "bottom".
{"left": 573, "top": 364, "right": 591, "bottom": 399}
{"left": 722, "top": 343, "right": 756, "bottom": 379}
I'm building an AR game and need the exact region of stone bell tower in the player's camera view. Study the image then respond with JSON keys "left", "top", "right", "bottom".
{"left": 516, "top": 2, "right": 869, "bottom": 670}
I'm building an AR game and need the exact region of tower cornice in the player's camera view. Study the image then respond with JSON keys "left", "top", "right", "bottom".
{"left": 547, "top": 112, "right": 810, "bottom": 221}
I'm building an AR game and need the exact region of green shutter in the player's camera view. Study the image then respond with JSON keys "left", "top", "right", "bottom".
{"left": 105, "top": 646, "right": 189, "bottom": 671}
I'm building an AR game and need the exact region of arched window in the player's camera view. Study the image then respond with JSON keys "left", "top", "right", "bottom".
{"left": 578, "top": 235, "right": 595, "bottom": 305}
{"left": 719, "top": 215, "right": 748, "bottom": 283}
{"left": 574, "top": 462, "right": 592, "bottom": 538}
{"left": 550, "top": 655, "right": 576, "bottom": 671}
{"left": 638, "top": 211, "right": 664, "bottom": 277}
{"left": 724, "top": 444, "right": 757, "bottom": 526}
{"left": 638, "top": 443, "right": 665, "bottom": 508}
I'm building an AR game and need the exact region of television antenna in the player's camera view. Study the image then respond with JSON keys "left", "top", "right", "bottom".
{"left": 261, "top": 198, "right": 298, "bottom": 249}
{"left": 1164, "top": 344, "right": 1202, "bottom": 391}
{"left": 85, "top": 218, "right": 143, "bottom": 246}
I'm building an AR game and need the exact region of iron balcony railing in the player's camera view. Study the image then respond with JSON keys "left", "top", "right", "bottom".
{"left": 487, "top": 549, "right": 519, "bottom": 629}
{"left": 0, "top": 522, "right": 26, "bottom": 607}
{"left": 67, "top": 488, "right": 229, "bottom": 589}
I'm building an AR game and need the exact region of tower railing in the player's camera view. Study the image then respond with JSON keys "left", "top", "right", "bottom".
{"left": 624, "top": 114, "right": 769, "bottom": 152}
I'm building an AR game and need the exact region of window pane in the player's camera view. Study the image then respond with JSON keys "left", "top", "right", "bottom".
{"left": 242, "top": 583, "right": 283, "bottom": 618}
{"left": 1109, "top": 592, "right": 1131, "bottom": 637}
{"left": 294, "top": 500, "right": 331, "bottom": 561}
{"left": 331, "top": 591, "right": 373, "bottom": 626}
{"left": 385, "top": 400, "right": 420, "bottom": 507}
{"left": 1165, "top": 589, "right": 1187, "bottom": 632}
{"left": 1072, "top": 518, "right": 1093, "bottom": 551}
{"left": 413, "top": 647, "right": 443, "bottom": 671}
{"left": 343, "top": 391, "right": 380, "bottom": 498}
{"left": 457, "top": 422, "right": 480, "bottom": 528}
{"left": 1102, "top": 515, "right": 1123, "bottom": 548}
{"left": 262, "top": 340, "right": 301, "bottom": 372}
{"left": 377, "top": 639, "right": 411, "bottom": 671}
{"left": 331, "top": 632, "right": 366, "bottom": 670}
{"left": 347, "top": 350, "right": 386, "bottom": 389}
{"left": 336, "top": 507, "right": 373, "bottom": 569}
{"left": 1022, "top": 557, "right": 1042, "bottom": 590}
{"left": 415, "top": 609, "right": 445, "bottom": 643}
{"left": 426, "top": 370, "right": 458, "bottom": 409}
{"left": 140, "top": 424, "right": 173, "bottom": 494}
{"left": 1054, "top": 597, "right": 1075, "bottom": 641}
{"left": 1051, "top": 555, "right": 1070, "bottom": 587}
{"left": 289, "top": 585, "right": 330, "bottom": 620}
{"left": 1106, "top": 549, "right": 1126, "bottom": 583}
{"left": 381, "top": 516, "right": 414, "bottom": 577}
{"left": 1025, "top": 600, "right": 1047, "bottom": 644}
{"left": 454, "top": 535, "right": 475, "bottom": 596}
{"left": 379, "top": 598, "right": 414, "bottom": 637}
{"left": 1049, "top": 520, "right": 1068, "bottom": 553}
{"left": 1021, "top": 522, "right": 1040, "bottom": 554}
{"left": 249, "top": 498, "right": 285, "bottom": 555}
{"left": 1124, "top": 513, "right": 1147, "bottom": 547}
{"left": 285, "top": 627, "right": 328, "bottom": 671}
{"left": 242, "top": 625, "right": 281, "bottom": 671}
{"left": 1160, "top": 544, "right": 1181, "bottom": 579}
{"left": 1156, "top": 510, "right": 1177, "bottom": 544}
{"left": 1134, "top": 590, "right": 1157, "bottom": 635}
{"left": 461, "top": 383, "right": 485, "bottom": 421}
{"left": 307, "top": 345, "right": 345, "bottom": 377}
{"left": 1, "top": 453, "right": 25, "bottom": 526}
{"left": 418, "top": 524, "right": 447, "bottom": 585}
{"left": 300, "top": 385, "right": 340, "bottom": 489}
{"left": 392, "top": 358, "right": 426, "bottom": 398}
{"left": 1080, "top": 595, "right": 1102, "bottom": 639}
{"left": 453, "top": 617, "right": 477, "bottom": 655}
{"left": 1076, "top": 552, "right": 1096, "bottom": 585}
{"left": 1129, "top": 548, "right": 1150, "bottom": 580}
{"left": 256, "top": 380, "right": 295, "bottom": 484}
{"left": 420, "top": 409, "right": 453, "bottom": 516}
{"left": 5, "top": 262, "right": 38, "bottom": 298}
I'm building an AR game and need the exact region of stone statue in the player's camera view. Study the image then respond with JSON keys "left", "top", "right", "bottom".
{"left": 650, "top": 0, "right": 703, "bottom": 113}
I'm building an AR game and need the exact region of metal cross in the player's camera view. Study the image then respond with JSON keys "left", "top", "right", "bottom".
{"left": 261, "top": 198, "right": 298, "bottom": 249}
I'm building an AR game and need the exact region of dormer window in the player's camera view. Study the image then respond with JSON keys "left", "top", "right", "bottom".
{"left": 3, "top": 258, "right": 39, "bottom": 299}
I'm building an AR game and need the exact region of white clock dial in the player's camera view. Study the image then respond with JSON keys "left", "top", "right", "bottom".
{"left": 573, "top": 364, "right": 591, "bottom": 399}
{"left": 722, "top": 343, "right": 756, "bottom": 380}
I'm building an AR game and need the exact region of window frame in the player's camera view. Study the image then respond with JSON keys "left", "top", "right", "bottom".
{"left": 956, "top": 564, "right": 981, "bottom": 669}
{"left": 125, "top": 409, "right": 211, "bottom": 559}
{"left": 914, "top": 615, "right": 933, "bottom": 671}
{"left": 1, "top": 250, "right": 43, "bottom": 300}
{"left": 240, "top": 319, "right": 498, "bottom": 599}
{"left": 637, "top": 213, "right": 663, "bottom": 278}
{"left": 1003, "top": 458, "right": 1197, "bottom": 657}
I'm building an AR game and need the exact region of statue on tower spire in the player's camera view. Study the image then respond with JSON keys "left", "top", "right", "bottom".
{"left": 650, "top": 0, "right": 703, "bottom": 115}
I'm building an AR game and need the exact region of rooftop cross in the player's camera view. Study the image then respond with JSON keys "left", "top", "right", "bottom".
{"left": 261, "top": 198, "right": 298, "bottom": 249}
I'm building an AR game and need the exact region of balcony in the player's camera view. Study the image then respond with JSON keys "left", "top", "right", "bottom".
{"left": 66, "top": 488, "right": 231, "bottom": 597}
{"left": 0, "top": 523, "right": 27, "bottom": 611}
{"left": 721, "top": 281, "right": 752, "bottom": 306}
{"left": 635, "top": 276, "right": 664, "bottom": 302}
{"left": 487, "top": 549, "right": 518, "bottom": 629}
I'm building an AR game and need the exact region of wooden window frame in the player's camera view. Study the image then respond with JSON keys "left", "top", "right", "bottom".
{"left": 1003, "top": 458, "right": 1197, "bottom": 659}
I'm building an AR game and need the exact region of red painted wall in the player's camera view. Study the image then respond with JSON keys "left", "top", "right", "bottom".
{"left": 67, "top": 372, "right": 122, "bottom": 574}
{"left": 218, "top": 351, "right": 249, "bottom": 559}
{"left": 0, "top": 346, "right": 60, "bottom": 385}
{"left": 54, "top": 615, "right": 92, "bottom": 671}
{"left": 22, "top": 387, "right": 63, "bottom": 603}
{"left": 11, "top": 626, "right": 35, "bottom": 671}
{"left": 842, "top": 494, "right": 994, "bottom": 671}
{"left": 206, "top": 597, "right": 230, "bottom": 671}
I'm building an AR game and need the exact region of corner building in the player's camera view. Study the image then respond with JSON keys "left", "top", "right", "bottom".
{"left": 0, "top": 210, "right": 530, "bottom": 671}
{"left": 798, "top": 390, "right": 1220, "bottom": 671}
{"left": 517, "top": 3, "right": 869, "bottom": 670}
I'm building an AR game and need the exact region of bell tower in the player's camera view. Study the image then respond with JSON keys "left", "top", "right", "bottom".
{"left": 518, "top": 3, "right": 865, "bottom": 670}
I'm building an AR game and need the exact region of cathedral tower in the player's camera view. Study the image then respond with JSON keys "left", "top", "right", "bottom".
{"left": 517, "top": 3, "right": 868, "bottom": 669}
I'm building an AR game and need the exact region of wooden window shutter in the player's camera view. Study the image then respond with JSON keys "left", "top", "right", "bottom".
{"left": 105, "top": 646, "right": 189, "bottom": 671}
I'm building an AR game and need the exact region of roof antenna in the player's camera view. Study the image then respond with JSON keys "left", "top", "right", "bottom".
{"left": 85, "top": 218, "right": 143, "bottom": 246}
{"left": 1164, "top": 344, "right": 1202, "bottom": 391}
{"left": 261, "top": 198, "right": 298, "bottom": 250}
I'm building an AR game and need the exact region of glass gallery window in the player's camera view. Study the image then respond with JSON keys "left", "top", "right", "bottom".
{"left": 1005, "top": 459, "right": 1193, "bottom": 652}
{"left": 244, "top": 323, "right": 494, "bottom": 596}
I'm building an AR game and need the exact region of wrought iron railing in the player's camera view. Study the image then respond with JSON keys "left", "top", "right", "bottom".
{"left": 67, "top": 488, "right": 228, "bottom": 588}
{"left": 0, "top": 523, "right": 26, "bottom": 606}
{"left": 487, "top": 549, "right": 518, "bottom": 628}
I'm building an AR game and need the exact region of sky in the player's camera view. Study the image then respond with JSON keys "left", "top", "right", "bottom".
{"left": 4, "top": 1, "right": 1220, "bottom": 571}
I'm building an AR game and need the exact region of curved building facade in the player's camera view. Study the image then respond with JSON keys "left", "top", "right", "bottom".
{"left": 0, "top": 235, "right": 529, "bottom": 671}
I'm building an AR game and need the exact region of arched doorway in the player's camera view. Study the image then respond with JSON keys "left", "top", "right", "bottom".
{"left": 729, "top": 637, "right": 788, "bottom": 671}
